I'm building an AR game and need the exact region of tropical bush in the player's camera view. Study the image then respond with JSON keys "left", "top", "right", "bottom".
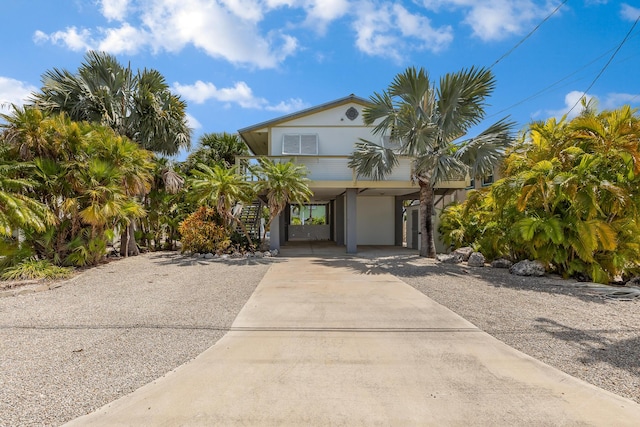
{"left": 1, "top": 258, "right": 73, "bottom": 281}
{"left": 0, "top": 107, "right": 153, "bottom": 268}
{"left": 178, "top": 206, "right": 230, "bottom": 254}
{"left": 439, "top": 105, "right": 640, "bottom": 283}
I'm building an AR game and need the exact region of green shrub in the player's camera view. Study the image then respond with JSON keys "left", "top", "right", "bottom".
{"left": 178, "top": 206, "right": 230, "bottom": 254}
{"left": 1, "top": 258, "right": 73, "bottom": 281}
{"left": 439, "top": 106, "right": 640, "bottom": 283}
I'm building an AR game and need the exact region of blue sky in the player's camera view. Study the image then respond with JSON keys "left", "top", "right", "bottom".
{"left": 1, "top": 0, "right": 639, "bottom": 160}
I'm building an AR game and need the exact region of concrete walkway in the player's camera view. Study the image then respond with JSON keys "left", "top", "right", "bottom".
{"left": 65, "top": 255, "right": 640, "bottom": 426}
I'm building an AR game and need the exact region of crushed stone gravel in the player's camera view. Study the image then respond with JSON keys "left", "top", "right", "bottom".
{"left": 0, "top": 252, "right": 273, "bottom": 427}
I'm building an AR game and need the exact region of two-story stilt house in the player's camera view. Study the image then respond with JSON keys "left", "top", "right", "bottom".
{"left": 237, "top": 95, "right": 468, "bottom": 253}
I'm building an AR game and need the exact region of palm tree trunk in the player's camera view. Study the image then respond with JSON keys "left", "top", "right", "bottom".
{"left": 120, "top": 223, "right": 139, "bottom": 257}
{"left": 419, "top": 180, "right": 437, "bottom": 258}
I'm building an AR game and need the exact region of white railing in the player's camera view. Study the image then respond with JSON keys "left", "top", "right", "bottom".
{"left": 236, "top": 155, "right": 414, "bottom": 183}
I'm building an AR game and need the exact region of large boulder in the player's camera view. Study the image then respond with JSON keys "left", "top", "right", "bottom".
{"left": 452, "top": 246, "right": 474, "bottom": 261}
{"left": 436, "top": 253, "right": 463, "bottom": 264}
{"left": 509, "top": 260, "right": 545, "bottom": 277}
{"left": 491, "top": 258, "right": 513, "bottom": 269}
{"left": 467, "top": 252, "right": 485, "bottom": 267}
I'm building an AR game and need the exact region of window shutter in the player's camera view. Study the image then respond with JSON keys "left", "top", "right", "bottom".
{"left": 283, "top": 134, "right": 300, "bottom": 154}
{"left": 300, "top": 134, "right": 318, "bottom": 155}
{"left": 282, "top": 134, "right": 318, "bottom": 155}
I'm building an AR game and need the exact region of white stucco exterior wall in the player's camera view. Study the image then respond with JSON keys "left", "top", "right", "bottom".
{"left": 356, "top": 196, "right": 395, "bottom": 245}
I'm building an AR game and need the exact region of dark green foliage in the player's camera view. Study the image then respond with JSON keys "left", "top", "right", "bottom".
{"left": 439, "top": 106, "right": 640, "bottom": 283}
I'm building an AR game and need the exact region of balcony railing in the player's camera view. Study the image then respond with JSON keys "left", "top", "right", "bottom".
{"left": 235, "top": 155, "right": 414, "bottom": 183}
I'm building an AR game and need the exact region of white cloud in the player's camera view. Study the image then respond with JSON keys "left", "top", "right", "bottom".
{"left": 97, "top": 23, "right": 148, "bottom": 54}
{"left": 265, "top": 98, "right": 309, "bottom": 112}
{"left": 185, "top": 113, "right": 202, "bottom": 130}
{"left": 621, "top": 3, "right": 640, "bottom": 21}
{"left": 601, "top": 92, "right": 640, "bottom": 109}
{"left": 139, "top": 0, "right": 298, "bottom": 68}
{"left": 0, "top": 77, "right": 38, "bottom": 112}
{"left": 173, "top": 80, "right": 309, "bottom": 113}
{"left": 420, "top": 0, "right": 559, "bottom": 41}
{"left": 174, "top": 81, "right": 266, "bottom": 107}
{"left": 32, "top": 0, "right": 299, "bottom": 68}
{"left": 543, "top": 91, "right": 640, "bottom": 120}
{"left": 220, "top": 0, "right": 264, "bottom": 22}
{"left": 353, "top": 1, "right": 453, "bottom": 61}
{"left": 100, "top": 0, "right": 131, "bottom": 21}
{"left": 546, "top": 90, "right": 596, "bottom": 119}
{"left": 33, "top": 27, "right": 93, "bottom": 51}
{"left": 303, "top": 0, "right": 350, "bottom": 34}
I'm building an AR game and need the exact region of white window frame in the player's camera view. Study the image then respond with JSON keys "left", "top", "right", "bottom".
{"left": 282, "top": 134, "right": 319, "bottom": 155}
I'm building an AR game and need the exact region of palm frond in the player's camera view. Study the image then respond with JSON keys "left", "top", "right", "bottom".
{"left": 348, "top": 138, "right": 399, "bottom": 181}
{"left": 455, "top": 117, "right": 515, "bottom": 178}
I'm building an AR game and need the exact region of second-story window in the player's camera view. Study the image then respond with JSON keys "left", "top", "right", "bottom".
{"left": 282, "top": 134, "right": 318, "bottom": 155}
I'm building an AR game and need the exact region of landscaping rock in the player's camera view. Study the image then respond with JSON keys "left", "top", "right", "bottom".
{"left": 452, "top": 246, "right": 474, "bottom": 261}
{"left": 264, "top": 251, "right": 272, "bottom": 257}
{"left": 509, "top": 260, "right": 545, "bottom": 277}
{"left": 270, "top": 249, "right": 279, "bottom": 257}
{"left": 626, "top": 277, "right": 640, "bottom": 287}
{"left": 491, "top": 258, "right": 513, "bottom": 269}
{"left": 204, "top": 253, "right": 214, "bottom": 259}
{"left": 467, "top": 252, "right": 485, "bottom": 267}
{"left": 436, "top": 253, "right": 463, "bottom": 264}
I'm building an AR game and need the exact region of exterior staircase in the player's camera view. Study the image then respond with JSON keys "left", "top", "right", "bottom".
{"left": 235, "top": 200, "right": 263, "bottom": 243}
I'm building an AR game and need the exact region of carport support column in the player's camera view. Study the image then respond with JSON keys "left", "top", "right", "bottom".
{"left": 346, "top": 188, "right": 357, "bottom": 254}
{"left": 270, "top": 213, "right": 281, "bottom": 251}
{"left": 395, "top": 196, "right": 404, "bottom": 246}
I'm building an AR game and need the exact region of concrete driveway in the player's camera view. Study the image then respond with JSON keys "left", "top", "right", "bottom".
{"left": 65, "top": 255, "right": 640, "bottom": 426}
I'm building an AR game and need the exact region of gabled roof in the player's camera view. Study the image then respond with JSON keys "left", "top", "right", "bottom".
{"left": 238, "top": 94, "right": 371, "bottom": 155}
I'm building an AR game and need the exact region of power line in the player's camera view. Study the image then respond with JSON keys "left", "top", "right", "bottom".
{"left": 485, "top": 29, "right": 640, "bottom": 120}
{"left": 489, "top": 0, "right": 569, "bottom": 70}
{"left": 567, "top": 14, "right": 640, "bottom": 115}
{"left": 486, "top": 46, "right": 616, "bottom": 119}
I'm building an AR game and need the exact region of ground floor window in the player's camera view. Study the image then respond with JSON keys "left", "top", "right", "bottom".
{"left": 290, "top": 204, "right": 327, "bottom": 225}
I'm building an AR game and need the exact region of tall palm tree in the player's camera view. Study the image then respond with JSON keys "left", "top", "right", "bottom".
{"left": 253, "top": 158, "right": 313, "bottom": 239}
{"left": 31, "top": 51, "right": 191, "bottom": 156}
{"left": 31, "top": 51, "right": 191, "bottom": 255}
{"left": 188, "top": 163, "right": 256, "bottom": 247}
{"left": 349, "top": 66, "right": 514, "bottom": 257}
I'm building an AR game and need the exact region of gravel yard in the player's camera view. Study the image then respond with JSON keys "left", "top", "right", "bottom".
{"left": 1, "top": 249, "right": 639, "bottom": 426}
{"left": 0, "top": 252, "right": 273, "bottom": 427}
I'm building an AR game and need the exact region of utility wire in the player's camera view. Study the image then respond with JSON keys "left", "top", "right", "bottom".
{"left": 567, "top": 14, "right": 640, "bottom": 115}
{"left": 486, "top": 29, "right": 640, "bottom": 120}
{"left": 486, "top": 46, "right": 616, "bottom": 119}
{"left": 489, "top": 0, "right": 569, "bottom": 70}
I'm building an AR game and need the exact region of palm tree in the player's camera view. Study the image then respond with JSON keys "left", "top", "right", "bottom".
{"left": 253, "top": 158, "right": 313, "bottom": 240}
{"left": 0, "top": 156, "right": 54, "bottom": 237}
{"left": 188, "top": 163, "right": 256, "bottom": 247}
{"left": 31, "top": 51, "right": 191, "bottom": 256}
{"left": 183, "top": 132, "right": 249, "bottom": 171}
{"left": 31, "top": 51, "right": 191, "bottom": 156}
{"left": 349, "top": 66, "right": 514, "bottom": 257}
